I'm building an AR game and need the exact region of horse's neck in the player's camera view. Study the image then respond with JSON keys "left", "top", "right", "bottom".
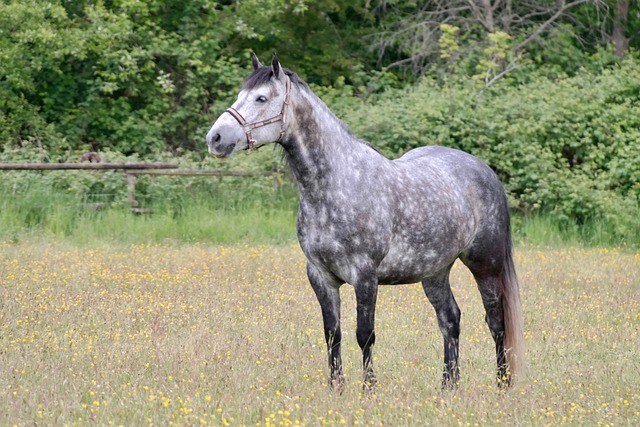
{"left": 281, "top": 90, "right": 380, "bottom": 197}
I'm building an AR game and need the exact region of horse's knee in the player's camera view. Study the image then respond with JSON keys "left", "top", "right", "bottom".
{"left": 357, "top": 324, "right": 376, "bottom": 375}
{"left": 325, "top": 325, "right": 342, "bottom": 348}
{"left": 356, "top": 327, "right": 375, "bottom": 350}
{"left": 356, "top": 326, "right": 375, "bottom": 351}
{"left": 437, "top": 302, "right": 461, "bottom": 339}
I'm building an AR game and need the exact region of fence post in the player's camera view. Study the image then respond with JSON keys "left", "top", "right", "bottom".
{"left": 126, "top": 173, "right": 138, "bottom": 209}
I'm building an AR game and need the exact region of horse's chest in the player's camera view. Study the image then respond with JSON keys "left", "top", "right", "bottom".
{"left": 296, "top": 201, "right": 390, "bottom": 279}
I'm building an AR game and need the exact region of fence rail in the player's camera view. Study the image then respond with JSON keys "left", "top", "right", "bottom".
{"left": 0, "top": 162, "right": 179, "bottom": 170}
{"left": 0, "top": 162, "right": 280, "bottom": 213}
{"left": 125, "top": 169, "right": 275, "bottom": 176}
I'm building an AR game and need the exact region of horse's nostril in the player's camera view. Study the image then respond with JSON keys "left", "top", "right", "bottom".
{"left": 213, "top": 133, "right": 221, "bottom": 143}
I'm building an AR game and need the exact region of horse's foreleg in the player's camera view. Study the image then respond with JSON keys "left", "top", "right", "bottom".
{"left": 354, "top": 276, "right": 378, "bottom": 391}
{"left": 307, "top": 263, "right": 344, "bottom": 388}
{"left": 422, "top": 267, "right": 461, "bottom": 389}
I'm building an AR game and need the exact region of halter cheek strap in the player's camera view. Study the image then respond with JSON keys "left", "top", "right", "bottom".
{"left": 225, "top": 74, "right": 292, "bottom": 150}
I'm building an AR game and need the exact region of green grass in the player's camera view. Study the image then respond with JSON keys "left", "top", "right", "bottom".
{"left": 1, "top": 205, "right": 298, "bottom": 246}
{"left": 0, "top": 183, "right": 298, "bottom": 245}
{"left": 0, "top": 183, "right": 636, "bottom": 248}
{"left": 70, "top": 206, "right": 297, "bottom": 245}
{"left": 513, "top": 214, "right": 637, "bottom": 248}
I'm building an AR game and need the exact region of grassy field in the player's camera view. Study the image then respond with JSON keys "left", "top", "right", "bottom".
{"left": 1, "top": 242, "right": 639, "bottom": 426}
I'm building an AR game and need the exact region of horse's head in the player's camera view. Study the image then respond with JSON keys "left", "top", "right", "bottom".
{"left": 207, "top": 53, "right": 291, "bottom": 158}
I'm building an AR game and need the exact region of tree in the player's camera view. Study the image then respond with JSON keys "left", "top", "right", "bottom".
{"left": 0, "top": 0, "right": 252, "bottom": 155}
{"left": 0, "top": 1, "right": 80, "bottom": 152}
{"left": 222, "top": 0, "right": 378, "bottom": 85}
{"left": 369, "top": 0, "right": 602, "bottom": 75}
{"left": 612, "top": 0, "right": 631, "bottom": 56}
{"left": 0, "top": 0, "right": 381, "bottom": 155}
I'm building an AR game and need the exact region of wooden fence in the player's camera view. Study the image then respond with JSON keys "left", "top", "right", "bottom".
{"left": 0, "top": 162, "right": 281, "bottom": 213}
{"left": 0, "top": 162, "right": 179, "bottom": 171}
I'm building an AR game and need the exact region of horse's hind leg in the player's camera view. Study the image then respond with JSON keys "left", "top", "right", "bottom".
{"left": 471, "top": 271, "right": 511, "bottom": 386}
{"left": 462, "top": 246, "right": 512, "bottom": 386}
{"left": 307, "top": 262, "right": 344, "bottom": 388}
{"left": 422, "top": 265, "right": 461, "bottom": 389}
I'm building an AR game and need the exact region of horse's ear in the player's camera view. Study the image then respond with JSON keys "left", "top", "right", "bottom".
{"left": 271, "top": 52, "right": 285, "bottom": 81}
{"left": 251, "top": 52, "right": 263, "bottom": 71}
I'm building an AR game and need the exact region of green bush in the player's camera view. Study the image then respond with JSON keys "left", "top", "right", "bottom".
{"left": 339, "top": 57, "right": 640, "bottom": 243}
{"left": 0, "top": 0, "right": 251, "bottom": 156}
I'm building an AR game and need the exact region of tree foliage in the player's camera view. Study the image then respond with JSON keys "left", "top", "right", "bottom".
{"left": 2, "top": 0, "right": 638, "bottom": 155}
{"left": 2, "top": 0, "right": 255, "bottom": 156}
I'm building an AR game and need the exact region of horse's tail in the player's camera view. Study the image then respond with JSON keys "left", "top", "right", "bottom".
{"left": 501, "top": 229, "right": 526, "bottom": 379}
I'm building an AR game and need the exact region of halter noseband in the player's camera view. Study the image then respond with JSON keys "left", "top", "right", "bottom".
{"left": 225, "top": 74, "right": 292, "bottom": 150}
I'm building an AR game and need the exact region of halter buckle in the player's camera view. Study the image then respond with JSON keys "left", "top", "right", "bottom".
{"left": 247, "top": 132, "right": 257, "bottom": 151}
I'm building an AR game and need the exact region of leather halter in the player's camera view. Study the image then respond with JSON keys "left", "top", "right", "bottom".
{"left": 225, "top": 75, "right": 292, "bottom": 150}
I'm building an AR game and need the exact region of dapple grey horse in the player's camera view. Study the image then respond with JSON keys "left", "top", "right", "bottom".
{"left": 207, "top": 53, "right": 525, "bottom": 389}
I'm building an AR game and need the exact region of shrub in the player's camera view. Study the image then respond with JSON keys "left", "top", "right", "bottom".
{"left": 339, "top": 57, "right": 640, "bottom": 243}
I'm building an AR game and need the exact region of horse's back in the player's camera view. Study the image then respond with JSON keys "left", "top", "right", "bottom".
{"left": 392, "top": 146, "right": 494, "bottom": 200}
{"left": 397, "top": 145, "right": 489, "bottom": 173}
{"left": 395, "top": 145, "right": 504, "bottom": 198}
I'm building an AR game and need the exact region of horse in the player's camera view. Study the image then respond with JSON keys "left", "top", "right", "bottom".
{"left": 206, "top": 53, "right": 525, "bottom": 389}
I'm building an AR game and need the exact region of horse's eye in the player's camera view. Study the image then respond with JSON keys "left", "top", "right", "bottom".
{"left": 256, "top": 96, "right": 267, "bottom": 103}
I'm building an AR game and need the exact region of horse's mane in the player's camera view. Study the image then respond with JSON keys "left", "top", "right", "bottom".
{"left": 243, "top": 66, "right": 381, "bottom": 155}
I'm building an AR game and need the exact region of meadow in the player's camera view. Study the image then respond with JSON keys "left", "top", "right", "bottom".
{"left": 1, "top": 241, "right": 639, "bottom": 426}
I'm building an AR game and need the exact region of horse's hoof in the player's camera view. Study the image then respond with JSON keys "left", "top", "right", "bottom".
{"left": 497, "top": 374, "right": 512, "bottom": 389}
{"left": 330, "top": 375, "right": 345, "bottom": 393}
{"left": 362, "top": 373, "right": 377, "bottom": 395}
{"left": 441, "top": 375, "right": 460, "bottom": 391}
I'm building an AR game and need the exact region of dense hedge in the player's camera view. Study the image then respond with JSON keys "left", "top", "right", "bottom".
{"left": 341, "top": 58, "right": 640, "bottom": 239}
{"left": 2, "top": 57, "right": 639, "bottom": 243}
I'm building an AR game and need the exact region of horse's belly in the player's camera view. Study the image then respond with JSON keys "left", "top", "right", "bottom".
{"left": 376, "top": 242, "right": 459, "bottom": 285}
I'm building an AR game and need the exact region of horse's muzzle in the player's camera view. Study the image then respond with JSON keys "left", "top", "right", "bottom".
{"left": 209, "top": 144, "right": 235, "bottom": 158}
{"left": 208, "top": 137, "right": 236, "bottom": 158}
{"left": 207, "top": 127, "right": 237, "bottom": 157}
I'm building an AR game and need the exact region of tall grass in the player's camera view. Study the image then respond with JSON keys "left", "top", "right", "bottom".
{"left": 0, "top": 177, "right": 298, "bottom": 245}
{"left": 512, "top": 214, "right": 636, "bottom": 248}
{"left": 0, "top": 177, "right": 636, "bottom": 248}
